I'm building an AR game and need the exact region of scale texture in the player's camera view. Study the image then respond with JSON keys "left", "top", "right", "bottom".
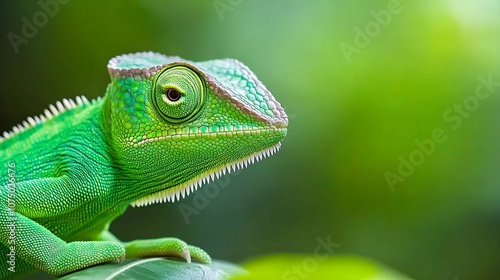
{"left": 0, "top": 52, "right": 287, "bottom": 278}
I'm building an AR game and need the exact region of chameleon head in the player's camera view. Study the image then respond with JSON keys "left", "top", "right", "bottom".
{"left": 105, "top": 52, "right": 288, "bottom": 206}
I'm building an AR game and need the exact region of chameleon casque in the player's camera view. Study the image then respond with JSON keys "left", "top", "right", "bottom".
{"left": 0, "top": 52, "right": 288, "bottom": 278}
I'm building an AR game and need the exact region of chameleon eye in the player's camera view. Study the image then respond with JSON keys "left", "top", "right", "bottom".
{"left": 165, "top": 88, "right": 181, "bottom": 102}
{"left": 152, "top": 66, "right": 205, "bottom": 123}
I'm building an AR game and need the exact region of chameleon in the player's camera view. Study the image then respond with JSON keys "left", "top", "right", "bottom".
{"left": 0, "top": 52, "right": 288, "bottom": 278}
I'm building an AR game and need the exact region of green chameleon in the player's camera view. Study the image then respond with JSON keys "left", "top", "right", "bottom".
{"left": 0, "top": 52, "right": 288, "bottom": 278}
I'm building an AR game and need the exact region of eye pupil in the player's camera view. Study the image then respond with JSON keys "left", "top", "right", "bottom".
{"left": 166, "top": 88, "right": 181, "bottom": 102}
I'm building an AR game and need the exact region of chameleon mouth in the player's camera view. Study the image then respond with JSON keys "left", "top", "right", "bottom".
{"left": 130, "top": 141, "right": 282, "bottom": 207}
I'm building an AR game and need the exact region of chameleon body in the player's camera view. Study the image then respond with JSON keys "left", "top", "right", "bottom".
{"left": 0, "top": 52, "right": 287, "bottom": 278}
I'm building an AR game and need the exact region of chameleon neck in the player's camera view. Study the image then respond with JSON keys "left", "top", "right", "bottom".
{"left": 101, "top": 87, "right": 171, "bottom": 206}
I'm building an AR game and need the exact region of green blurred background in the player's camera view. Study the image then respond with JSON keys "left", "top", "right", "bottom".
{"left": 1, "top": 0, "right": 499, "bottom": 279}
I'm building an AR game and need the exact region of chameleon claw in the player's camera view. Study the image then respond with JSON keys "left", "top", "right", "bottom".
{"left": 179, "top": 248, "right": 191, "bottom": 263}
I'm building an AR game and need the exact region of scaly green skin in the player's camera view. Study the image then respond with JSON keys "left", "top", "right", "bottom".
{"left": 0, "top": 52, "right": 287, "bottom": 278}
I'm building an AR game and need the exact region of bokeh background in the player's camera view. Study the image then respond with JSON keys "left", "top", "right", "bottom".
{"left": 1, "top": 0, "right": 500, "bottom": 279}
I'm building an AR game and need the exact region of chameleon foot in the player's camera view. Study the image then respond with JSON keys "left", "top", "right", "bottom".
{"left": 124, "top": 237, "right": 211, "bottom": 264}
{"left": 48, "top": 241, "right": 125, "bottom": 276}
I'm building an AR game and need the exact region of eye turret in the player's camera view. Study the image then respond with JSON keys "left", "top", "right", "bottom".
{"left": 152, "top": 66, "right": 205, "bottom": 123}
